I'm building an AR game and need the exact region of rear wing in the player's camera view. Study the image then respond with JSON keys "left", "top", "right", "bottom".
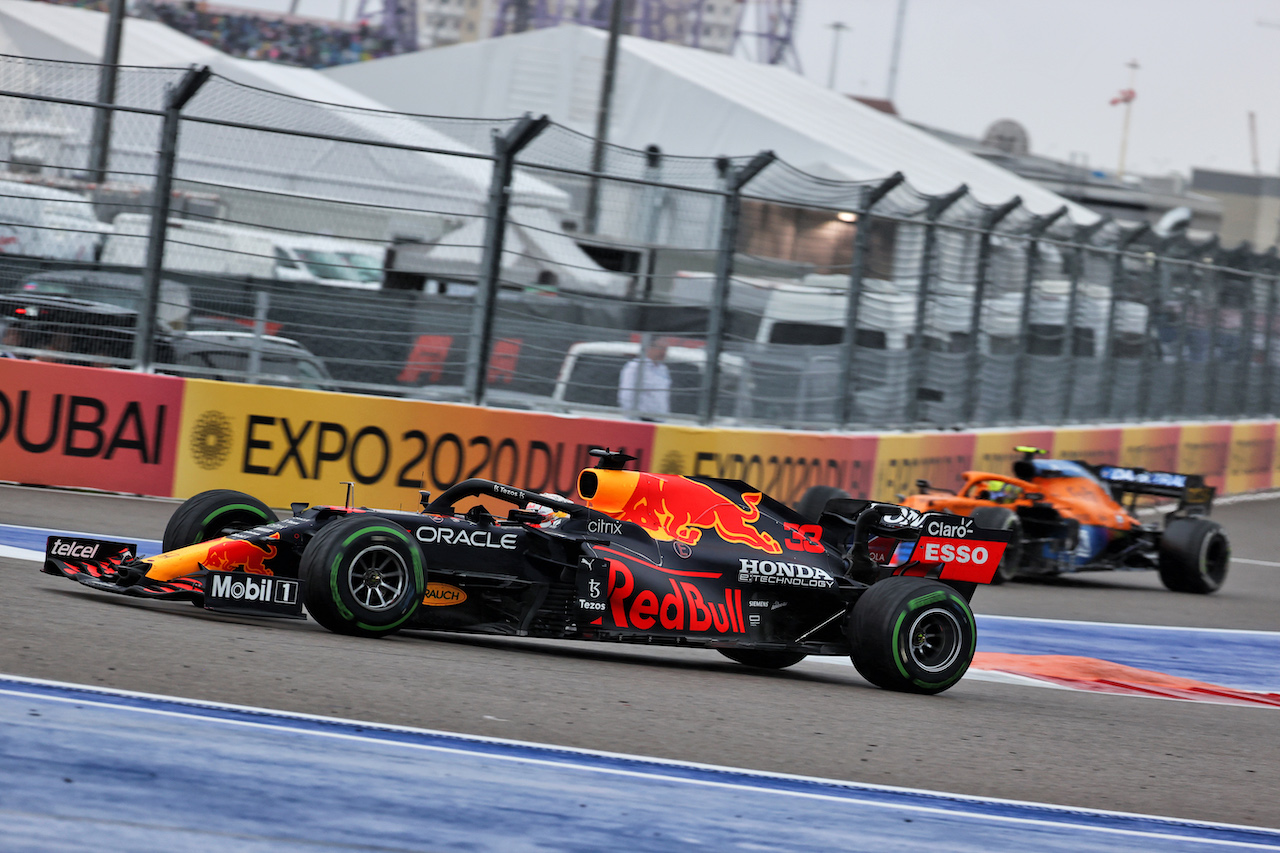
{"left": 1090, "top": 465, "right": 1215, "bottom": 516}
{"left": 818, "top": 499, "right": 1011, "bottom": 585}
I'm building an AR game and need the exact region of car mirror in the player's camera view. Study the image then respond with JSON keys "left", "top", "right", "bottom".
{"left": 1025, "top": 493, "right": 1044, "bottom": 501}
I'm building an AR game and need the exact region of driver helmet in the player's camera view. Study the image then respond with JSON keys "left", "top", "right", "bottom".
{"left": 526, "top": 492, "right": 570, "bottom": 524}
{"left": 982, "top": 479, "right": 1008, "bottom": 501}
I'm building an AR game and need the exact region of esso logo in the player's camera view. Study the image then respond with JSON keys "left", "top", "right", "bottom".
{"left": 919, "top": 539, "right": 990, "bottom": 566}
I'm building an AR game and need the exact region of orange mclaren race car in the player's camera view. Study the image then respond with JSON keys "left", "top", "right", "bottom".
{"left": 900, "top": 447, "right": 1229, "bottom": 593}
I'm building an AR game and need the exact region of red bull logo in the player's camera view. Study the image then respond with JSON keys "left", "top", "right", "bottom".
{"left": 145, "top": 537, "right": 278, "bottom": 581}
{"left": 581, "top": 470, "right": 781, "bottom": 554}
{"left": 606, "top": 561, "right": 745, "bottom": 634}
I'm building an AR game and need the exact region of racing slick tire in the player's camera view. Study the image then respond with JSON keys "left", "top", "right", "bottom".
{"left": 970, "top": 507, "right": 1023, "bottom": 584}
{"left": 1158, "top": 517, "right": 1229, "bottom": 594}
{"left": 795, "top": 485, "right": 851, "bottom": 523}
{"left": 301, "top": 515, "right": 426, "bottom": 637}
{"left": 163, "top": 489, "right": 276, "bottom": 552}
{"left": 847, "top": 577, "right": 976, "bottom": 695}
{"left": 717, "top": 648, "right": 808, "bottom": 670}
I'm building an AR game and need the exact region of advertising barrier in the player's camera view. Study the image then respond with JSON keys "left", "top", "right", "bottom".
{"left": 0, "top": 360, "right": 182, "bottom": 497}
{"left": 173, "top": 377, "right": 656, "bottom": 510}
{"left": 2, "top": 360, "right": 1278, "bottom": 508}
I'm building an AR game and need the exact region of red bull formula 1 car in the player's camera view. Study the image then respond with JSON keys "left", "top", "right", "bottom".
{"left": 43, "top": 450, "right": 1009, "bottom": 695}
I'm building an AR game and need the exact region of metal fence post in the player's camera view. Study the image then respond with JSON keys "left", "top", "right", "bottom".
{"left": 1238, "top": 265, "right": 1259, "bottom": 416}
{"left": 465, "top": 113, "right": 550, "bottom": 406}
{"left": 1168, "top": 245, "right": 1195, "bottom": 418}
{"left": 1254, "top": 272, "right": 1274, "bottom": 412}
{"left": 700, "top": 150, "right": 776, "bottom": 425}
{"left": 1010, "top": 206, "right": 1067, "bottom": 422}
{"left": 906, "top": 185, "right": 967, "bottom": 425}
{"left": 838, "top": 172, "right": 903, "bottom": 428}
{"left": 963, "top": 197, "right": 1021, "bottom": 425}
{"left": 1202, "top": 251, "right": 1225, "bottom": 417}
{"left": 1140, "top": 245, "right": 1174, "bottom": 420}
{"left": 1105, "top": 224, "right": 1148, "bottom": 419}
{"left": 134, "top": 65, "right": 210, "bottom": 371}
{"left": 1061, "top": 218, "right": 1109, "bottom": 422}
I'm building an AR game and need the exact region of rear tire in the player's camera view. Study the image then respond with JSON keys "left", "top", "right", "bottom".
{"left": 795, "top": 485, "right": 850, "bottom": 523}
{"left": 1158, "top": 517, "right": 1229, "bottom": 594}
{"left": 163, "top": 489, "right": 276, "bottom": 551}
{"left": 301, "top": 515, "right": 425, "bottom": 637}
{"left": 970, "top": 506, "right": 1023, "bottom": 584}
{"left": 717, "top": 648, "right": 807, "bottom": 670}
{"left": 848, "top": 577, "right": 976, "bottom": 695}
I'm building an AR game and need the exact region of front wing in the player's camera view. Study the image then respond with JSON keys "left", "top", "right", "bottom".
{"left": 42, "top": 535, "right": 302, "bottom": 617}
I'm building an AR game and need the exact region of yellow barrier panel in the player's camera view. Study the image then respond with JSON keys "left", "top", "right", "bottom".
{"left": 651, "top": 424, "right": 878, "bottom": 508}
{"left": 971, "top": 430, "right": 1056, "bottom": 479}
{"left": 1119, "top": 425, "right": 1181, "bottom": 471}
{"left": 871, "top": 433, "right": 976, "bottom": 503}
{"left": 1178, "top": 423, "right": 1233, "bottom": 492}
{"left": 174, "top": 379, "right": 657, "bottom": 509}
{"left": 1227, "top": 421, "right": 1276, "bottom": 495}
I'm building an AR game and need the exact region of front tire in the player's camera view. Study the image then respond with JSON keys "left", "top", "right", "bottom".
{"left": 301, "top": 515, "right": 425, "bottom": 637}
{"left": 847, "top": 577, "right": 977, "bottom": 695}
{"left": 970, "top": 506, "right": 1023, "bottom": 584}
{"left": 1158, "top": 517, "right": 1229, "bottom": 594}
{"left": 717, "top": 648, "right": 807, "bottom": 670}
{"left": 163, "top": 489, "right": 276, "bottom": 551}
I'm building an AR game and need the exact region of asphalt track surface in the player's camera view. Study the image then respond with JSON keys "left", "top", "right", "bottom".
{"left": 2, "top": 484, "right": 1279, "bottom": 831}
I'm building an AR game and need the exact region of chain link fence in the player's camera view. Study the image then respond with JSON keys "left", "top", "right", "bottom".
{"left": 2, "top": 53, "right": 1278, "bottom": 429}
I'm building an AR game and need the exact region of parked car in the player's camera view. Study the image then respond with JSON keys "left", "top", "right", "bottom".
{"left": 0, "top": 291, "right": 170, "bottom": 365}
{"left": 13, "top": 269, "right": 191, "bottom": 332}
{"left": 162, "top": 329, "right": 333, "bottom": 390}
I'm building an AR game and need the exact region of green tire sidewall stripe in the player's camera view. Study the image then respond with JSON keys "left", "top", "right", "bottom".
{"left": 195, "top": 503, "right": 271, "bottom": 544}
{"left": 893, "top": 590, "right": 976, "bottom": 688}
{"left": 328, "top": 524, "right": 425, "bottom": 632}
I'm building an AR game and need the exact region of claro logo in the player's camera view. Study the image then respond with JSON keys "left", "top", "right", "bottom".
{"left": 422, "top": 583, "right": 467, "bottom": 606}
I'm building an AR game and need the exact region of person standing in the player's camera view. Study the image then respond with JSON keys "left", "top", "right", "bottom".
{"left": 618, "top": 339, "right": 670, "bottom": 415}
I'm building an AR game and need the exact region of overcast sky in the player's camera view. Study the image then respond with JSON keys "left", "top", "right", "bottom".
{"left": 247, "top": 0, "right": 1278, "bottom": 179}
{"left": 789, "top": 0, "right": 1280, "bottom": 179}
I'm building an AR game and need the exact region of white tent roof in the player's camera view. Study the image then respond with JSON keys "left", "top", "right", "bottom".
{"left": 326, "top": 25, "right": 1097, "bottom": 222}
{"left": 0, "top": 1, "right": 568, "bottom": 214}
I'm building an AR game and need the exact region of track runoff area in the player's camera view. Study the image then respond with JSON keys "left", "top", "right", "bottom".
{"left": 3, "top": 492, "right": 1280, "bottom": 850}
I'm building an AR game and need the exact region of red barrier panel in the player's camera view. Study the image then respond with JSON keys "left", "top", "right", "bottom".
{"left": 0, "top": 360, "right": 183, "bottom": 496}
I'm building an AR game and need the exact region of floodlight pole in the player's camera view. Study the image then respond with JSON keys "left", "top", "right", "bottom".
{"left": 87, "top": 0, "right": 126, "bottom": 185}
{"left": 584, "top": 0, "right": 626, "bottom": 235}
{"left": 886, "top": 0, "right": 907, "bottom": 103}
{"left": 826, "top": 21, "right": 848, "bottom": 90}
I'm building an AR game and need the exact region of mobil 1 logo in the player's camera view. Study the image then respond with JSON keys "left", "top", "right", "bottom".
{"left": 204, "top": 571, "right": 303, "bottom": 618}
